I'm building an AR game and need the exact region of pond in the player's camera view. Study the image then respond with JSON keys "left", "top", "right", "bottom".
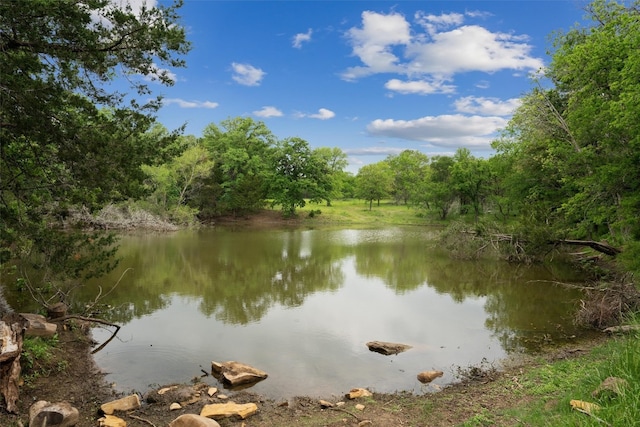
{"left": 35, "top": 226, "right": 593, "bottom": 398}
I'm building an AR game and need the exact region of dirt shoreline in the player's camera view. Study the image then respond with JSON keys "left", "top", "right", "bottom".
{"left": 0, "top": 318, "right": 610, "bottom": 427}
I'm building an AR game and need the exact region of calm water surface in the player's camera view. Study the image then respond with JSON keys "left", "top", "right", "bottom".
{"left": 81, "top": 226, "right": 586, "bottom": 399}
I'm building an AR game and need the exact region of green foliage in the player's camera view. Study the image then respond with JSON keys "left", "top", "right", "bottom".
{"left": 491, "top": 0, "right": 640, "bottom": 271}
{"left": 0, "top": 0, "right": 190, "bottom": 304}
{"left": 21, "top": 335, "right": 66, "bottom": 384}
{"left": 355, "top": 162, "right": 393, "bottom": 210}
{"left": 269, "top": 137, "right": 328, "bottom": 217}
{"left": 385, "top": 150, "right": 429, "bottom": 205}
{"left": 199, "top": 117, "right": 275, "bottom": 216}
{"left": 142, "top": 139, "right": 214, "bottom": 223}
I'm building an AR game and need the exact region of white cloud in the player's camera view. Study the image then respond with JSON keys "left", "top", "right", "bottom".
{"left": 293, "top": 29, "right": 313, "bottom": 48}
{"left": 309, "top": 108, "right": 335, "bottom": 120}
{"left": 414, "top": 11, "right": 464, "bottom": 36}
{"left": 385, "top": 78, "right": 456, "bottom": 95}
{"left": 163, "top": 98, "right": 218, "bottom": 109}
{"left": 454, "top": 96, "right": 521, "bottom": 116}
{"left": 231, "top": 63, "right": 265, "bottom": 86}
{"left": 253, "top": 106, "right": 283, "bottom": 118}
{"left": 366, "top": 114, "right": 508, "bottom": 148}
{"left": 341, "top": 11, "right": 411, "bottom": 80}
{"left": 342, "top": 10, "right": 543, "bottom": 82}
{"left": 296, "top": 108, "right": 336, "bottom": 120}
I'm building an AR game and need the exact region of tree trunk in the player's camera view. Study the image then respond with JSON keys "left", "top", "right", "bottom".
{"left": 0, "top": 313, "right": 28, "bottom": 413}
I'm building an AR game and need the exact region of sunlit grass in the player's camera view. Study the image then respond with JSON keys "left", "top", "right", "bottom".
{"left": 297, "top": 199, "right": 440, "bottom": 226}
{"left": 500, "top": 320, "right": 640, "bottom": 427}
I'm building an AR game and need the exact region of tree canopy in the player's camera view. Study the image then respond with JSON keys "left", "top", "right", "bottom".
{"left": 1, "top": 0, "right": 189, "bottom": 280}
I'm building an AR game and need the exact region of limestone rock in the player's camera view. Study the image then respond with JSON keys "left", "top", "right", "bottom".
{"left": 158, "top": 385, "right": 179, "bottom": 395}
{"left": 20, "top": 313, "right": 57, "bottom": 338}
{"left": 169, "top": 414, "right": 221, "bottom": 427}
{"left": 170, "top": 402, "right": 182, "bottom": 411}
{"left": 47, "top": 302, "right": 68, "bottom": 319}
{"left": 28, "top": 401, "right": 79, "bottom": 427}
{"left": 417, "top": 370, "right": 444, "bottom": 384}
{"left": 592, "top": 376, "right": 629, "bottom": 398}
{"left": 570, "top": 399, "right": 601, "bottom": 414}
{"left": 346, "top": 388, "right": 372, "bottom": 399}
{"left": 145, "top": 383, "right": 206, "bottom": 405}
{"left": 319, "top": 399, "right": 334, "bottom": 408}
{"left": 200, "top": 402, "right": 258, "bottom": 420}
{"left": 207, "top": 387, "right": 218, "bottom": 397}
{"left": 366, "top": 341, "right": 412, "bottom": 355}
{"left": 98, "top": 414, "right": 127, "bottom": 427}
{"left": 211, "top": 361, "right": 268, "bottom": 386}
{"left": 355, "top": 404, "right": 365, "bottom": 411}
{"left": 101, "top": 394, "right": 141, "bottom": 414}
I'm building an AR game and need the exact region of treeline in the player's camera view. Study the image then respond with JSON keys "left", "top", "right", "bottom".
{"left": 135, "top": 118, "right": 353, "bottom": 222}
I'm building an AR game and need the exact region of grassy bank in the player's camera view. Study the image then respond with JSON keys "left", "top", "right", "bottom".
{"left": 295, "top": 199, "right": 440, "bottom": 226}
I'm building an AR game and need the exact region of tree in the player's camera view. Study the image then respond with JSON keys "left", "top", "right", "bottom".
{"left": 200, "top": 117, "right": 276, "bottom": 216}
{"left": 450, "top": 148, "right": 491, "bottom": 221}
{"left": 386, "top": 150, "right": 429, "bottom": 205}
{"left": 419, "top": 155, "right": 456, "bottom": 220}
{"left": 142, "top": 139, "right": 214, "bottom": 224}
{"left": 312, "top": 147, "right": 349, "bottom": 205}
{"left": 269, "top": 137, "right": 325, "bottom": 217}
{"left": 494, "top": 0, "right": 640, "bottom": 268}
{"left": 0, "top": 1, "right": 189, "bottom": 295}
{"left": 355, "top": 162, "right": 393, "bottom": 210}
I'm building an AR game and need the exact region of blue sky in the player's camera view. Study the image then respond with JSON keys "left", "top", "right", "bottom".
{"left": 133, "top": 0, "right": 590, "bottom": 172}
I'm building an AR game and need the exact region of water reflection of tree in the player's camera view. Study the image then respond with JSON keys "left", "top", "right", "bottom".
{"left": 81, "top": 228, "right": 585, "bottom": 339}
{"left": 198, "top": 230, "right": 346, "bottom": 324}
{"left": 424, "top": 258, "right": 584, "bottom": 352}
{"left": 83, "top": 230, "right": 346, "bottom": 325}
{"left": 352, "top": 239, "right": 585, "bottom": 352}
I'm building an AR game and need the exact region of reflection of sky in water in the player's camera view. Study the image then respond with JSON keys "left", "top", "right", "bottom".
{"left": 93, "top": 255, "right": 504, "bottom": 399}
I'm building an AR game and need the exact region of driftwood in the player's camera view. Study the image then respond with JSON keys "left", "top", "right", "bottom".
{"left": 556, "top": 239, "right": 621, "bottom": 257}
{"left": 0, "top": 313, "right": 28, "bottom": 413}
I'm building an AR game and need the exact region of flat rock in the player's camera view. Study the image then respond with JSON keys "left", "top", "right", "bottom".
{"left": 200, "top": 402, "right": 258, "bottom": 420}
{"left": 211, "top": 361, "right": 268, "bottom": 386}
{"left": 169, "top": 414, "right": 221, "bottom": 427}
{"left": 366, "top": 341, "right": 412, "bottom": 355}
{"left": 28, "top": 401, "right": 79, "bottom": 427}
{"left": 417, "top": 370, "right": 444, "bottom": 384}
{"left": 20, "top": 313, "right": 57, "bottom": 338}
{"left": 101, "top": 394, "right": 141, "bottom": 414}
{"left": 346, "top": 388, "right": 372, "bottom": 399}
{"left": 98, "top": 414, "right": 127, "bottom": 427}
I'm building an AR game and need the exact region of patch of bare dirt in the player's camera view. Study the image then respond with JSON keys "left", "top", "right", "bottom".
{"left": 1, "top": 319, "right": 610, "bottom": 427}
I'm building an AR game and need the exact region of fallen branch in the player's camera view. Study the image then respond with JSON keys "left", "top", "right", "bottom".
{"left": 556, "top": 239, "right": 621, "bottom": 256}
{"left": 329, "top": 407, "right": 361, "bottom": 421}
{"left": 52, "top": 315, "right": 121, "bottom": 354}
{"left": 129, "top": 414, "right": 157, "bottom": 427}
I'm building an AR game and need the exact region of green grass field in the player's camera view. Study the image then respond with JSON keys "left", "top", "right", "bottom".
{"left": 296, "top": 198, "right": 441, "bottom": 226}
